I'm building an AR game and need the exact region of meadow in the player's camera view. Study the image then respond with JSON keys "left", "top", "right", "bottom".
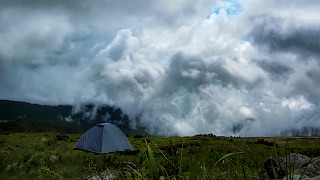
{"left": 1, "top": 133, "right": 320, "bottom": 180}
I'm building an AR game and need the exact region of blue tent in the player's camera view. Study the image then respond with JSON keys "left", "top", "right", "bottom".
{"left": 74, "top": 123, "right": 133, "bottom": 153}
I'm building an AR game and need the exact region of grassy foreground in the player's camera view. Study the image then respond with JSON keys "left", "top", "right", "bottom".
{"left": 1, "top": 133, "right": 320, "bottom": 180}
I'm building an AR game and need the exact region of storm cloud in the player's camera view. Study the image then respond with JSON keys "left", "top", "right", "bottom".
{"left": 1, "top": 0, "right": 320, "bottom": 136}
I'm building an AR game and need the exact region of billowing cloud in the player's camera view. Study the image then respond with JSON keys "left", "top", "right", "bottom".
{"left": 1, "top": 0, "right": 320, "bottom": 136}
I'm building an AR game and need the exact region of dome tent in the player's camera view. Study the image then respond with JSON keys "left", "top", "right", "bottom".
{"left": 73, "top": 123, "right": 133, "bottom": 153}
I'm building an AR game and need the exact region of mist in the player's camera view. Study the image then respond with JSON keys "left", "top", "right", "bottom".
{"left": 1, "top": 0, "right": 320, "bottom": 136}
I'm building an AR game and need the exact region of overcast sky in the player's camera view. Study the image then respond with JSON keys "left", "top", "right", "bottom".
{"left": 1, "top": 0, "right": 320, "bottom": 136}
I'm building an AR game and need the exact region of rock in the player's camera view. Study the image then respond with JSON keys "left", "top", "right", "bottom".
{"left": 85, "top": 170, "right": 115, "bottom": 180}
{"left": 280, "top": 153, "right": 310, "bottom": 169}
{"left": 311, "top": 175, "right": 320, "bottom": 180}
{"left": 295, "top": 157, "right": 320, "bottom": 178}
{"left": 263, "top": 154, "right": 320, "bottom": 180}
{"left": 263, "top": 156, "right": 286, "bottom": 179}
{"left": 282, "top": 174, "right": 320, "bottom": 180}
{"left": 283, "top": 175, "right": 311, "bottom": 180}
{"left": 49, "top": 155, "right": 58, "bottom": 162}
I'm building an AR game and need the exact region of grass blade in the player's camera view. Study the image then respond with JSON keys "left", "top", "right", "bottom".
{"left": 213, "top": 152, "right": 245, "bottom": 169}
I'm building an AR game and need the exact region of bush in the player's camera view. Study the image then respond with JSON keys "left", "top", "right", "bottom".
{"left": 133, "top": 134, "right": 144, "bottom": 138}
{"left": 119, "top": 149, "right": 140, "bottom": 155}
{"left": 56, "top": 133, "right": 69, "bottom": 141}
{"left": 0, "top": 139, "right": 4, "bottom": 147}
{"left": 254, "top": 139, "right": 277, "bottom": 147}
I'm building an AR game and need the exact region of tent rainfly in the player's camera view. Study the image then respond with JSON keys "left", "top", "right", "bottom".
{"left": 73, "top": 123, "right": 133, "bottom": 153}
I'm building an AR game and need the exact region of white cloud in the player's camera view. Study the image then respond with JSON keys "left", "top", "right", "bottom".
{"left": 281, "top": 96, "right": 312, "bottom": 111}
{"left": 1, "top": 0, "right": 320, "bottom": 136}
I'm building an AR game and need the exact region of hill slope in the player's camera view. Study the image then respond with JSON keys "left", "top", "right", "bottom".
{"left": 0, "top": 119, "right": 83, "bottom": 134}
{"left": 0, "top": 100, "right": 144, "bottom": 134}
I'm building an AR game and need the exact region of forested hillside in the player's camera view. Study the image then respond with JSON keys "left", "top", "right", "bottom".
{"left": 0, "top": 120, "right": 83, "bottom": 134}
{"left": 0, "top": 100, "right": 144, "bottom": 134}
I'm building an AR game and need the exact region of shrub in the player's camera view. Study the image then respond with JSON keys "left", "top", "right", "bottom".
{"left": 0, "top": 139, "right": 4, "bottom": 147}
{"left": 133, "top": 134, "right": 144, "bottom": 138}
{"left": 55, "top": 133, "right": 69, "bottom": 141}
{"left": 255, "top": 139, "right": 277, "bottom": 147}
{"left": 119, "top": 149, "right": 140, "bottom": 155}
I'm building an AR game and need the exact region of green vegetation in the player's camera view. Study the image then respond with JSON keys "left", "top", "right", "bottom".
{"left": 0, "top": 120, "right": 83, "bottom": 134}
{"left": 1, "top": 133, "right": 320, "bottom": 179}
{"left": 0, "top": 100, "right": 142, "bottom": 134}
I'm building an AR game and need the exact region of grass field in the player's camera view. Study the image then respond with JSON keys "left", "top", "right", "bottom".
{"left": 1, "top": 133, "right": 320, "bottom": 179}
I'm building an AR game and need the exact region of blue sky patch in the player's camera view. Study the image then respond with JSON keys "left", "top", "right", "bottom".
{"left": 207, "top": 0, "right": 243, "bottom": 18}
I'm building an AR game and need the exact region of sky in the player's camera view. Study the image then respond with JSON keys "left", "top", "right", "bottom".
{"left": 1, "top": 0, "right": 320, "bottom": 136}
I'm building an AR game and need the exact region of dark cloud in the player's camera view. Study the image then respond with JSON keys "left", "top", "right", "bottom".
{"left": 251, "top": 16, "right": 320, "bottom": 58}
{"left": 255, "top": 60, "right": 292, "bottom": 81}
{"left": 164, "top": 52, "right": 250, "bottom": 94}
{"left": 165, "top": 52, "right": 212, "bottom": 90}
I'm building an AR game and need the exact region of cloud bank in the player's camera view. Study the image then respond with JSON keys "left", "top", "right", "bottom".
{"left": 1, "top": 0, "right": 320, "bottom": 136}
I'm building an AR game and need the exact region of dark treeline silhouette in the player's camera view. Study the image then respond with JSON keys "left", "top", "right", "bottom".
{"left": 0, "top": 119, "right": 83, "bottom": 134}
{"left": 0, "top": 100, "right": 146, "bottom": 134}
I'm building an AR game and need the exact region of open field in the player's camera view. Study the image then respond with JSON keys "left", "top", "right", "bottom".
{"left": 1, "top": 133, "right": 320, "bottom": 179}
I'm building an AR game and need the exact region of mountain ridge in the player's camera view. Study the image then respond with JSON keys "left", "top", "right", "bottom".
{"left": 0, "top": 100, "right": 145, "bottom": 134}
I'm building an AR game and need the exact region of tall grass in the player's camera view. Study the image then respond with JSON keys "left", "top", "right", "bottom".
{"left": 2, "top": 133, "right": 320, "bottom": 179}
{"left": 131, "top": 139, "right": 249, "bottom": 180}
